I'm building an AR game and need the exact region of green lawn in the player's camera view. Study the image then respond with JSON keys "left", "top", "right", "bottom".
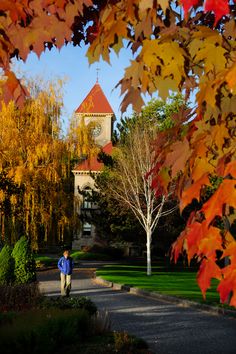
{"left": 97, "top": 264, "right": 223, "bottom": 305}
{"left": 35, "top": 251, "right": 111, "bottom": 268}
{"left": 70, "top": 250, "right": 111, "bottom": 261}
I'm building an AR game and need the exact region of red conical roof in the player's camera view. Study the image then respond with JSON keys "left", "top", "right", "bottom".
{"left": 74, "top": 142, "right": 113, "bottom": 171}
{"left": 75, "top": 82, "right": 114, "bottom": 114}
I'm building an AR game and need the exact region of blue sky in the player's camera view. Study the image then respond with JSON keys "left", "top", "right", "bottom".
{"left": 13, "top": 44, "right": 136, "bottom": 134}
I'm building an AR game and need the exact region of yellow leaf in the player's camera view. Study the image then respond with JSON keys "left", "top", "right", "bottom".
{"left": 194, "top": 44, "right": 226, "bottom": 74}
{"left": 158, "top": 0, "right": 169, "bottom": 10}
{"left": 156, "top": 77, "right": 179, "bottom": 98}
{"left": 192, "top": 157, "right": 215, "bottom": 182}
{"left": 211, "top": 124, "right": 230, "bottom": 149}
{"left": 197, "top": 80, "right": 217, "bottom": 108}
{"left": 225, "top": 62, "right": 236, "bottom": 93}
{"left": 193, "top": 26, "right": 223, "bottom": 45}
{"left": 139, "top": 0, "right": 153, "bottom": 12}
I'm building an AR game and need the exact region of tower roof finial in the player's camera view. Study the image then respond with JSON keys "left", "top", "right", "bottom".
{"left": 96, "top": 67, "right": 100, "bottom": 83}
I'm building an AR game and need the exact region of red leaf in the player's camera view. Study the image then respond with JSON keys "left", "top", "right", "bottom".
{"left": 181, "top": 0, "right": 200, "bottom": 15}
{"left": 181, "top": 0, "right": 230, "bottom": 24}
{"left": 197, "top": 258, "right": 221, "bottom": 298}
{"left": 204, "top": 0, "right": 229, "bottom": 25}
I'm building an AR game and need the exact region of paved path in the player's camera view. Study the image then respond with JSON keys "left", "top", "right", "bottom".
{"left": 38, "top": 267, "right": 236, "bottom": 354}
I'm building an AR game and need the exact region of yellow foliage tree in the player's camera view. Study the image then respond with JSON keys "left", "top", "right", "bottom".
{"left": 0, "top": 79, "right": 75, "bottom": 250}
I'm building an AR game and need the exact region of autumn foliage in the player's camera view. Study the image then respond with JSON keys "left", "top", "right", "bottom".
{"left": 0, "top": 79, "right": 75, "bottom": 249}
{"left": 0, "top": 1, "right": 236, "bottom": 305}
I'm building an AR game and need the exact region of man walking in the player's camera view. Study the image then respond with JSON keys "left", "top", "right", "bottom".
{"left": 58, "top": 250, "right": 74, "bottom": 297}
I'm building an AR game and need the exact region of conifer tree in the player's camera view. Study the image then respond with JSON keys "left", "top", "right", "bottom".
{"left": 0, "top": 245, "right": 15, "bottom": 285}
{"left": 12, "top": 236, "right": 36, "bottom": 284}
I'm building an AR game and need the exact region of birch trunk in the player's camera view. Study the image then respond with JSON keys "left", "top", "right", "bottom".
{"left": 146, "top": 227, "right": 152, "bottom": 276}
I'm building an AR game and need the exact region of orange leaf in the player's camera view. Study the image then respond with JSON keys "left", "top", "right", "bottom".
{"left": 217, "top": 265, "right": 236, "bottom": 305}
{"left": 180, "top": 173, "right": 211, "bottom": 212}
{"left": 171, "top": 231, "right": 186, "bottom": 263}
{"left": 197, "top": 258, "right": 221, "bottom": 298}
{"left": 201, "top": 180, "right": 236, "bottom": 226}
{"left": 2, "top": 71, "right": 29, "bottom": 107}
{"left": 191, "top": 157, "right": 215, "bottom": 182}
{"left": 222, "top": 240, "right": 236, "bottom": 267}
{"left": 198, "top": 225, "right": 223, "bottom": 259}
{"left": 224, "top": 160, "right": 236, "bottom": 178}
{"left": 225, "top": 62, "right": 236, "bottom": 93}
{"left": 186, "top": 221, "right": 203, "bottom": 262}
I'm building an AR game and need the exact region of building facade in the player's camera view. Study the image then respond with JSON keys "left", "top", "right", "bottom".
{"left": 72, "top": 82, "right": 115, "bottom": 249}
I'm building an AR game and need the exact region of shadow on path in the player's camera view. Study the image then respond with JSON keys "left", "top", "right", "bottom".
{"left": 38, "top": 267, "right": 236, "bottom": 354}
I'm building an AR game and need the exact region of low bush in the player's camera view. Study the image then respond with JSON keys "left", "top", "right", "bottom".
{"left": 113, "top": 331, "right": 149, "bottom": 353}
{"left": 0, "top": 311, "right": 17, "bottom": 326}
{"left": 35, "top": 256, "right": 57, "bottom": 269}
{"left": 0, "top": 308, "right": 90, "bottom": 354}
{"left": 89, "top": 310, "right": 111, "bottom": 335}
{"left": 39, "top": 296, "right": 97, "bottom": 315}
{"left": 58, "top": 331, "right": 151, "bottom": 354}
{"left": 0, "top": 305, "right": 151, "bottom": 354}
{"left": 0, "top": 282, "right": 41, "bottom": 312}
{"left": 0, "top": 245, "right": 15, "bottom": 285}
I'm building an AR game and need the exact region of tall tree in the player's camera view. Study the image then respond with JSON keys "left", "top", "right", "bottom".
{"left": 103, "top": 123, "right": 177, "bottom": 275}
{"left": 0, "top": 79, "right": 75, "bottom": 249}
{"left": 82, "top": 95, "right": 185, "bottom": 258}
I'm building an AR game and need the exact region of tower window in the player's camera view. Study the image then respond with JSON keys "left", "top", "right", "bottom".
{"left": 82, "top": 186, "right": 92, "bottom": 209}
{"left": 82, "top": 222, "right": 92, "bottom": 237}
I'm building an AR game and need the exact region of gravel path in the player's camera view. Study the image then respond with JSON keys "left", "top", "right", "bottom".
{"left": 38, "top": 267, "right": 236, "bottom": 354}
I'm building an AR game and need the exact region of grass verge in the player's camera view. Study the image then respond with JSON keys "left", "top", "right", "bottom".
{"left": 96, "top": 263, "right": 232, "bottom": 308}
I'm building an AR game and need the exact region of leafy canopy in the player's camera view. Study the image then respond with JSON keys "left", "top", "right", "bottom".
{"left": 0, "top": 0, "right": 236, "bottom": 305}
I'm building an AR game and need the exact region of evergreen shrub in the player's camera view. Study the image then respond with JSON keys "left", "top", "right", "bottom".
{"left": 12, "top": 236, "right": 36, "bottom": 284}
{"left": 39, "top": 295, "right": 97, "bottom": 315}
{"left": 0, "top": 245, "right": 14, "bottom": 285}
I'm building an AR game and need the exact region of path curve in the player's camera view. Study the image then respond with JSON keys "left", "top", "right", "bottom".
{"left": 38, "top": 266, "right": 236, "bottom": 354}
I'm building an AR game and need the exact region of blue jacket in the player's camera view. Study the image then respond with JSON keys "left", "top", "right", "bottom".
{"left": 58, "top": 256, "right": 74, "bottom": 275}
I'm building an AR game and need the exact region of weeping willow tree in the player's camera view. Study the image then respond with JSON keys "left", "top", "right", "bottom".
{"left": 0, "top": 78, "right": 77, "bottom": 250}
{"left": 67, "top": 110, "right": 100, "bottom": 163}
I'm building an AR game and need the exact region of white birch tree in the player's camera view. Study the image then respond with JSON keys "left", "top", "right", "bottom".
{"left": 109, "top": 124, "right": 177, "bottom": 275}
